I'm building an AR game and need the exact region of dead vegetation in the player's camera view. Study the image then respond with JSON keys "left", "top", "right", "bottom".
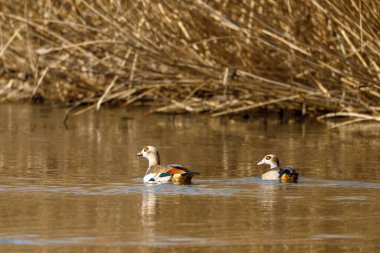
{"left": 0, "top": 0, "right": 380, "bottom": 125}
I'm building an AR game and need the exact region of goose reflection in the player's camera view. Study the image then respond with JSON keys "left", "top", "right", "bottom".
{"left": 141, "top": 185, "right": 158, "bottom": 223}
{"left": 258, "top": 183, "right": 279, "bottom": 214}
{"left": 140, "top": 184, "right": 159, "bottom": 244}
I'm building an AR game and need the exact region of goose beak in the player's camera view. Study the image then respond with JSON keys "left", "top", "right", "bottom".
{"left": 136, "top": 152, "right": 143, "bottom": 157}
{"left": 257, "top": 160, "right": 264, "bottom": 165}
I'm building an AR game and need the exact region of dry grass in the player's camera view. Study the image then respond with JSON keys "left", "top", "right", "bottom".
{"left": 0, "top": 0, "right": 380, "bottom": 124}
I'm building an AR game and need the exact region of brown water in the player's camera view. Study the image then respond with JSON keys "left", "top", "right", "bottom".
{"left": 0, "top": 105, "right": 380, "bottom": 253}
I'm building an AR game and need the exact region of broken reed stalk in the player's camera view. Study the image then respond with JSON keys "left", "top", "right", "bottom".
{"left": 96, "top": 49, "right": 131, "bottom": 110}
{"left": 0, "top": 0, "right": 379, "bottom": 126}
{"left": 317, "top": 112, "right": 380, "bottom": 122}
{"left": 0, "top": 26, "right": 24, "bottom": 58}
{"left": 212, "top": 94, "right": 303, "bottom": 117}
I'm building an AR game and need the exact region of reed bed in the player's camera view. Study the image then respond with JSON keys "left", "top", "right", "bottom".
{"left": 0, "top": 0, "right": 380, "bottom": 124}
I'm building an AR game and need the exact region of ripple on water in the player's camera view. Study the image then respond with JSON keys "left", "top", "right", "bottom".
{"left": 0, "top": 235, "right": 93, "bottom": 246}
{"left": 327, "top": 196, "right": 368, "bottom": 201}
{"left": 0, "top": 182, "right": 241, "bottom": 197}
{"left": 312, "top": 234, "right": 362, "bottom": 240}
{"left": 122, "top": 236, "right": 214, "bottom": 246}
{"left": 1, "top": 177, "right": 380, "bottom": 197}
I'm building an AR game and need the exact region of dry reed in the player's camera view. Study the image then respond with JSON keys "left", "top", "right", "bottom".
{"left": 0, "top": 0, "right": 379, "bottom": 125}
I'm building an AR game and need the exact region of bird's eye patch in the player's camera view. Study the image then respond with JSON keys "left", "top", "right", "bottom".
{"left": 265, "top": 155, "right": 271, "bottom": 160}
{"left": 143, "top": 146, "right": 149, "bottom": 152}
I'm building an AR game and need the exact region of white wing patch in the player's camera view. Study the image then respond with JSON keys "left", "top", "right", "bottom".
{"left": 143, "top": 173, "right": 173, "bottom": 184}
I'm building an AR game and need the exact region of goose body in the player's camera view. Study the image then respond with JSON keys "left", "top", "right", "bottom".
{"left": 137, "top": 146, "right": 199, "bottom": 184}
{"left": 257, "top": 154, "right": 299, "bottom": 183}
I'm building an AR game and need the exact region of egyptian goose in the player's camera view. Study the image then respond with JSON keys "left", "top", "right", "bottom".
{"left": 136, "top": 146, "right": 199, "bottom": 184}
{"left": 257, "top": 154, "right": 299, "bottom": 183}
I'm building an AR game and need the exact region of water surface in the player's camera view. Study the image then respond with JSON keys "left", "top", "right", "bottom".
{"left": 0, "top": 105, "right": 380, "bottom": 252}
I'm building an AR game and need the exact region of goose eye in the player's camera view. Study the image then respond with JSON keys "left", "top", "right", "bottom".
{"left": 143, "top": 146, "right": 149, "bottom": 152}
{"left": 265, "top": 155, "right": 271, "bottom": 160}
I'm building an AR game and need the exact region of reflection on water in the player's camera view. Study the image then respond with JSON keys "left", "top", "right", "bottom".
{"left": 0, "top": 105, "right": 380, "bottom": 252}
{"left": 141, "top": 185, "right": 158, "bottom": 245}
